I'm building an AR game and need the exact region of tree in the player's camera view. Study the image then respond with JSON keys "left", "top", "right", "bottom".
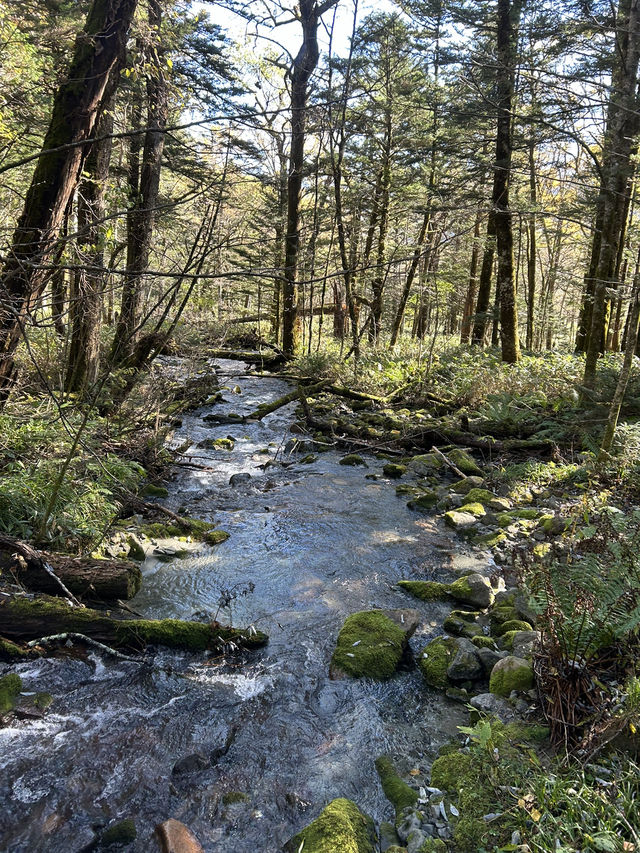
{"left": 0, "top": 0, "right": 138, "bottom": 401}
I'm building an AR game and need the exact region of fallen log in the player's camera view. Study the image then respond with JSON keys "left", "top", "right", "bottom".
{"left": 246, "top": 380, "right": 329, "bottom": 420}
{"left": 209, "top": 348, "right": 285, "bottom": 365}
{"left": 0, "top": 536, "right": 141, "bottom": 601}
{"left": 0, "top": 596, "right": 268, "bottom": 652}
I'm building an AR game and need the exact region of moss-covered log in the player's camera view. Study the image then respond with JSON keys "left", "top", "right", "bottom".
{"left": 0, "top": 536, "right": 141, "bottom": 601}
{"left": 209, "top": 349, "right": 285, "bottom": 366}
{"left": 0, "top": 596, "right": 268, "bottom": 652}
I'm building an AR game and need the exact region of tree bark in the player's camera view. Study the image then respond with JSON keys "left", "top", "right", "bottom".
{"left": 112, "top": 0, "right": 168, "bottom": 366}
{"left": 0, "top": 0, "right": 138, "bottom": 402}
{"left": 494, "top": 0, "right": 523, "bottom": 364}
{"left": 583, "top": 0, "right": 640, "bottom": 385}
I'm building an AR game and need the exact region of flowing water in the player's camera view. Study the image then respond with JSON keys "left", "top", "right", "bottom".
{"left": 0, "top": 358, "right": 488, "bottom": 852}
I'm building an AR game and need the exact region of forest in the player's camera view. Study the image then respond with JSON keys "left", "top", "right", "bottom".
{"left": 2, "top": 0, "right": 640, "bottom": 851}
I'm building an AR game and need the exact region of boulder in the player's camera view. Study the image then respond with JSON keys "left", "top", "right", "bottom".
{"left": 447, "top": 449, "right": 483, "bottom": 475}
{"left": 487, "top": 497, "right": 512, "bottom": 511}
{"left": 229, "top": 472, "right": 251, "bottom": 485}
{"left": 330, "top": 609, "right": 420, "bottom": 679}
{"left": 444, "top": 510, "right": 478, "bottom": 531}
{"left": 383, "top": 464, "right": 407, "bottom": 479}
{"left": 284, "top": 798, "right": 377, "bottom": 853}
{"left": 408, "top": 453, "right": 444, "bottom": 475}
{"left": 489, "top": 656, "right": 534, "bottom": 697}
{"left": 511, "top": 630, "right": 540, "bottom": 660}
{"left": 463, "top": 488, "right": 497, "bottom": 505}
{"left": 339, "top": 454, "right": 367, "bottom": 466}
{"left": 449, "top": 573, "right": 495, "bottom": 609}
{"left": 476, "top": 646, "right": 505, "bottom": 675}
{"left": 447, "top": 638, "right": 483, "bottom": 682}
{"left": 155, "top": 819, "right": 204, "bottom": 853}
{"left": 450, "top": 476, "right": 484, "bottom": 494}
{"left": 469, "top": 693, "right": 516, "bottom": 724}
{"left": 419, "top": 636, "right": 458, "bottom": 689}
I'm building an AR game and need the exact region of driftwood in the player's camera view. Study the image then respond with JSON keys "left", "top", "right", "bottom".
{"left": 0, "top": 595, "right": 268, "bottom": 652}
{"left": 0, "top": 536, "right": 142, "bottom": 601}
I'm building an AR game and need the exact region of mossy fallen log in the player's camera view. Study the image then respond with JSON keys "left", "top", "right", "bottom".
{"left": 0, "top": 596, "right": 268, "bottom": 652}
{"left": 246, "top": 380, "right": 329, "bottom": 420}
{"left": 209, "top": 348, "right": 285, "bottom": 365}
{"left": 0, "top": 536, "right": 141, "bottom": 601}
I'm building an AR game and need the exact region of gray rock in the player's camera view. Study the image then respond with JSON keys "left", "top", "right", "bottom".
{"left": 469, "top": 692, "right": 516, "bottom": 723}
{"left": 511, "top": 630, "right": 540, "bottom": 659}
{"left": 407, "top": 829, "right": 429, "bottom": 853}
{"left": 477, "top": 647, "right": 505, "bottom": 674}
{"left": 380, "top": 821, "right": 401, "bottom": 852}
{"left": 172, "top": 753, "right": 209, "bottom": 775}
{"left": 396, "top": 809, "right": 422, "bottom": 843}
{"left": 449, "top": 573, "right": 495, "bottom": 608}
{"left": 447, "top": 638, "right": 483, "bottom": 682}
{"left": 444, "top": 510, "right": 478, "bottom": 531}
{"left": 229, "top": 472, "right": 251, "bottom": 486}
{"left": 487, "top": 497, "right": 512, "bottom": 511}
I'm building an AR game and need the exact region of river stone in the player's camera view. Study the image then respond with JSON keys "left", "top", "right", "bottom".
{"left": 450, "top": 475, "right": 484, "bottom": 494}
{"left": 444, "top": 510, "right": 478, "bottom": 531}
{"left": 380, "top": 821, "right": 402, "bottom": 852}
{"left": 155, "top": 819, "right": 204, "bottom": 853}
{"left": 330, "top": 609, "right": 421, "bottom": 680}
{"left": 489, "top": 656, "right": 534, "bottom": 697}
{"left": 284, "top": 798, "right": 377, "bottom": 853}
{"left": 511, "top": 630, "right": 541, "bottom": 659}
{"left": 172, "top": 753, "right": 209, "bottom": 776}
{"left": 396, "top": 808, "right": 423, "bottom": 843}
{"left": 488, "top": 497, "right": 512, "bottom": 511}
{"left": 477, "top": 646, "right": 506, "bottom": 674}
{"left": 447, "top": 638, "right": 483, "bottom": 682}
{"left": 229, "top": 472, "right": 251, "bottom": 486}
{"left": 407, "top": 453, "right": 444, "bottom": 475}
{"left": 469, "top": 693, "right": 516, "bottom": 724}
{"left": 449, "top": 573, "right": 495, "bottom": 608}
{"left": 447, "top": 448, "right": 483, "bottom": 475}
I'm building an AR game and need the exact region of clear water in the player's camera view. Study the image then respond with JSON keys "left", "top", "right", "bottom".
{"left": 0, "top": 359, "right": 487, "bottom": 852}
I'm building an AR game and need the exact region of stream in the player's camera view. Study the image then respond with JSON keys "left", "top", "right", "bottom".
{"left": 0, "top": 358, "right": 489, "bottom": 852}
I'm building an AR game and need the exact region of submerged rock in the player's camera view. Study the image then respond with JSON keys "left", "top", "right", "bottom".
{"left": 155, "top": 819, "right": 203, "bottom": 853}
{"left": 383, "top": 463, "right": 407, "bottom": 479}
{"left": 229, "top": 472, "right": 251, "bottom": 486}
{"left": 284, "top": 798, "right": 377, "bottom": 853}
{"left": 339, "top": 453, "right": 367, "bottom": 466}
{"left": 330, "top": 609, "right": 420, "bottom": 679}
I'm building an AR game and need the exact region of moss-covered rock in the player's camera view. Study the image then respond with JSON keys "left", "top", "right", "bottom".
{"left": 489, "top": 606, "right": 519, "bottom": 633}
{"left": 429, "top": 751, "right": 474, "bottom": 792}
{"left": 487, "top": 497, "right": 512, "bottom": 511}
{"left": 203, "top": 529, "right": 230, "bottom": 546}
{"left": 397, "top": 580, "right": 451, "bottom": 601}
{"left": 447, "top": 449, "right": 483, "bottom": 475}
{"left": 383, "top": 463, "right": 407, "bottom": 479}
{"left": 419, "top": 636, "right": 458, "bottom": 689}
{"left": 0, "top": 673, "right": 22, "bottom": 712}
{"left": 419, "top": 840, "right": 447, "bottom": 852}
{"left": 489, "top": 656, "right": 534, "bottom": 696}
{"left": 375, "top": 756, "right": 419, "bottom": 814}
{"left": 339, "top": 454, "right": 366, "bottom": 466}
{"left": 463, "top": 488, "right": 497, "bottom": 505}
{"left": 447, "top": 637, "right": 483, "bottom": 682}
{"left": 493, "top": 619, "right": 533, "bottom": 637}
{"left": 449, "top": 573, "right": 495, "bottom": 608}
{"left": 457, "top": 502, "right": 486, "bottom": 519}
{"left": 0, "top": 636, "right": 29, "bottom": 661}
{"left": 284, "top": 798, "right": 377, "bottom": 853}
{"left": 100, "top": 818, "right": 137, "bottom": 847}
{"left": 444, "top": 510, "right": 478, "bottom": 531}
{"left": 443, "top": 611, "right": 483, "bottom": 639}
{"left": 450, "top": 475, "right": 485, "bottom": 494}
{"left": 471, "top": 635, "right": 498, "bottom": 650}
{"left": 472, "top": 530, "right": 507, "bottom": 548}
{"left": 496, "top": 512, "right": 515, "bottom": 527}
{"left": 407, "top": 491, "right": 439, "bottom": 511}
{"left": 126, "top": 535, "right": 146, "bottom": 561}
{"left": 141, "top": 483, "right": 169, "bottom": 499}
{"left": 408, "top": 453, "right": 444, "bottom": 475}
{"left": 330, "top": 610, "right": 417, "bottom": 679}
{"left": 511, "top": 508, "right": 541, "bottom": 520}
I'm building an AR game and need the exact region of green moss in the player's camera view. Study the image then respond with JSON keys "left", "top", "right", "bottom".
{"left": 0, "top": 637, "right": 29, "bottom": 660}
{"left": 34, "top": 692, "right": 53, "bottom": 709}
{"left": 494, "top": 619, "right": 533, "bottom": 637}
{"left": 429, "top": 751, "right": 474, "bottom": 792}
{"left": 331, "top": 611, "right": 407, "bottom": 679}
{"left": 126, "top": 536, "right": 146, "bottom": 561}
{"left": 395, "top": 483, "right": 416, "bottom": 495}
{"left": 419, "top": 840, "right": 447, "bottom": 852}
{"left": 398, "top": 580, "right": 451, "bottom": 601}
{"left": 448, "top": 449, "right": 483, "bottom": 475}
{"left": 443, "top": 612, "right": 483, "bottom": 638}
{"left": 511, "top": 508, "right": 541, "bottom": 520}
{"left": 383, "top": 463, "right": 407, "bottom": 478}
{"left": 339, "top": 454, "right": 366, "bottom": 466}
{"left": 489, "top": 656, "right": 534, "bottom": 696}
{"left": 489, "top": 607, "right": 519, "bottom": 632}
{"left": 419, "top": 636, "right": 458, "bottom": 689}
{"left": 496, "top": 512, "right": 515, "bottom": 527}
{"left": 100, "top": 818, "right": 137, "bottom": 846}
{"left": 473, "top": 530, "right": 507, "bottom": 547}
{"left": 285, "top": 798, "right": 376, "bottom": 853}
{"left": 141, "top": 484, "right": 169, "bottom": 498}
{"left": 0, "top": 673, "right": 22, "bottom": 711}
{"left": 458, "top": 502, "right": 486, "bottom": 518}
{"left": 7, "top": 597, "right": 267, "bottom": 652}
{"left": 375, "top": 756, "right": 419, "bottom": 814}
{"left": 408, "top": 491, "right": 439, "bottom": 510}
{"left": 222, "top": 791, "right": 250, "bottom": 805}
{"left": 471, "top": 635, "right": 498, "bottom": 649}
{"left": 300, "top": 454, "right": 317, "bottom": 464}
{"left": 463, "top": 488, "right": 497, "bottom": 505}
{"left": 203, "top": 529, "right": 230, "bottom": 545}
{"left": 452, "top": 814, "right": 491, "bottom": 850}
{"left": 498, "top": 630, "right": 518, "bottom": 651}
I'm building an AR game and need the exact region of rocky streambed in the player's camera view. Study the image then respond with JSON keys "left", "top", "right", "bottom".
{"left": 0, "top": 358, "right": 544, "bottom": 852}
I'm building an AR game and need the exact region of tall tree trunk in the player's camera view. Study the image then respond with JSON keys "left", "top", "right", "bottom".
{"left": 583, "top": 0, "right": 640, "bottom": 386}
{"left": 460, "top": 206, "right": 483, "bottom": 344}
{"left": 65, "top": 108, "right": 114, "bottom": 393}
{"left": 390, "top": 207, "right": 432, "bottom": 348}
{"left": 0, "top": 0, "right": 137, "bottom": 402}
{"left": 494, "top": 0, "right": 523, "bottom": 364}
{"left": 369, "top": 112, "right": 392, "bottom": 344}
{"left": 526, "top": 136, "right": 537, "bottom": 350}
{"left": 281, "top": 0, "right": 339, "bottom": 357}
{"left": 111, "top": 0, "right": 168, "bottom": 366}
{"left": 471, "top": 211, "right": 496, "bottom": 345}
